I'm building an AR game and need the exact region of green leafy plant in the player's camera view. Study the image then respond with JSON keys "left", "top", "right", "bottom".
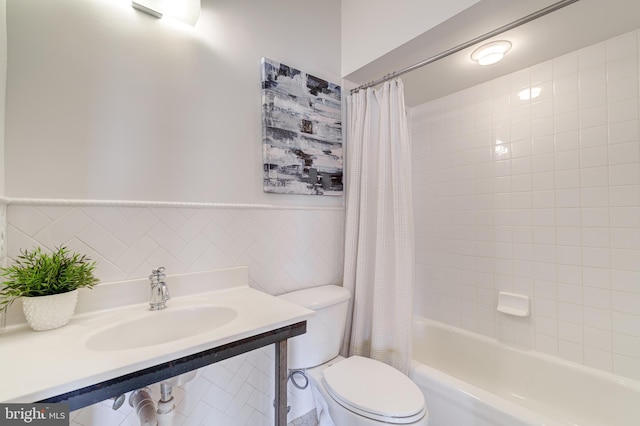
{"left": 0, "top": 246, "right": 99, "bottom": 313}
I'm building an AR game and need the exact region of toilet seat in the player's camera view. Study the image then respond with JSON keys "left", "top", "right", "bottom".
{"left": 322, "top": 356, "right": 426, "bottom": 424}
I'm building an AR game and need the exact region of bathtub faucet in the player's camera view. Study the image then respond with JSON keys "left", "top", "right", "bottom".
{"left": 149, "top": 267, "right": 170, "bottom": 310}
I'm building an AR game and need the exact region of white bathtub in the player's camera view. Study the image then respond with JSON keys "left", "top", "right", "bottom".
{"left": 409, "top": 317, "right": 640, "bottom": 426}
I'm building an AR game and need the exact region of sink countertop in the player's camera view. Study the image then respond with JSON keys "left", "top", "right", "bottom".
{"left": 0, "top": 272, "right": 314, "bottom": 404}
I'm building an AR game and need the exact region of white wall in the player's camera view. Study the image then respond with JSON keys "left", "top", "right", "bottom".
{"left": 412, "top": 29, "right": 640, "bottom": 381}
{"left": 3, "top": 1, "right": 344, "bottom": 424}
{"left": 5, "top": 0, "right": 342, "bottom": 207}
{"left": 340, "top": 0, "right": 479, "bottom": 77}
{"left": 0, "top": 0, "right": 5, "bottom": 196}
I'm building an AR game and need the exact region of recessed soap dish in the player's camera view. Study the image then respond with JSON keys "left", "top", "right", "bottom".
{"left": 497, "top": 291, "right": 530, "bottom": 317}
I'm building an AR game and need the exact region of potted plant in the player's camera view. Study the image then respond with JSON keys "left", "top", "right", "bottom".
{"left": 0, "top": 246, "right": 99, "bottom": 331}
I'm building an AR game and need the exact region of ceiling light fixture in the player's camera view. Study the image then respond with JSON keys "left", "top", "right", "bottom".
{"left": 471, "top": 41, "right": 512, "bottom": 66}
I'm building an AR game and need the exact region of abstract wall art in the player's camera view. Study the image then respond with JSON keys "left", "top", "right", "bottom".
{"left": 261, "top": 58, "right": 343, "bottom": 195}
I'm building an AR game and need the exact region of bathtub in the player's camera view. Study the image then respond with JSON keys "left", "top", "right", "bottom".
{"left": 409, "top": 317, "right": 640, "bottom": 426}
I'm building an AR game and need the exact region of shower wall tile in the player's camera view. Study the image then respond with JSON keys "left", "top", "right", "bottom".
{"left": 411, "top": 28, "right": 640, "bottom": 382}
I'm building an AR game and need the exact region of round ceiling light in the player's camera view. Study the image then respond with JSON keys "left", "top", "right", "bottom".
{"left": 471, "top": 40, "right": 512, "bottom": 66}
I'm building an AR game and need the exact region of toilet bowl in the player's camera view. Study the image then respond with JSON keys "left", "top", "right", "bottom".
{"left": 307, "top": 356, "right": 428, "bottom": 425}
{"left": 278, "top": 285, "right": 428, "bottom": 426}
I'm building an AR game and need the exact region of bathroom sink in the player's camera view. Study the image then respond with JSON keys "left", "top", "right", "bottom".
{"left": 85, "top": 305, "right": 238, "bottom": 351}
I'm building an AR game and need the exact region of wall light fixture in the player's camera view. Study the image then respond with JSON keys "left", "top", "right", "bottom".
{"left": 131, "top": 0, "right": 200, "bottom": 26}
{"left": 471, "top": 41, "right": 512, "bottom": 66}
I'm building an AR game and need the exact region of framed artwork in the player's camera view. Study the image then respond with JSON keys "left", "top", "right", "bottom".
{"left": 261, "top": 58, "right": 343, "bottom": 195}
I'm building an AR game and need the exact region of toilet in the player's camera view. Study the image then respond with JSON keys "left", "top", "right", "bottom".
{"left": 278, "top": 285, "right": 428, "bottom": 426}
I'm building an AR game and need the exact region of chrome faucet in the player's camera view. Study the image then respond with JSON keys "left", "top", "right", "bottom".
{"left": 149, "top": 267, "right": 170, "bottom": 310}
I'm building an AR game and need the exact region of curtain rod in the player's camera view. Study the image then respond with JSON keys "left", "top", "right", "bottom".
{"left": 350, "top": 0, "right": 580, "bottom": 94}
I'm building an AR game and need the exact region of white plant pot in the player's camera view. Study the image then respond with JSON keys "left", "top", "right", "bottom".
{"left": 22, "top": 289, "right": 79, "bottom": 331}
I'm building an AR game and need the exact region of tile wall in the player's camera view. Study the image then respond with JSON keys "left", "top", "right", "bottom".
{"left": 412, "top": 30, "right": 640, "bottom": 380}
{"left": 6, "top": 201, "right": 344, "bottom": 425}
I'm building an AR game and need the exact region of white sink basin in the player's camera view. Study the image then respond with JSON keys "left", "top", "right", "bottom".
{"left": 85, "top": 305, "right": 238, "bottom": 351}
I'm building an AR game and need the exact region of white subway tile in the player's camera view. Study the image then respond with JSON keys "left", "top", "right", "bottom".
{"left": 511, "top": 157, "right": 532, "bottom": 177}
{"left": 581, "top": 187, "right": 609, "bottom": 207}
{"left": 511, "top": 121, "right": 531, "bottom": 141}
{"left": 607, "top": 55, "right": 638, "bottom": 83}
{"left": 557, "top": 245, "right": 582, "bottom": 266}
{"left": 612, "top": 291, "right": 640, "bottom": 315}
{"left": 610, "top": 249, "right": 640, "bottom": 271}
{"left": 580, "top": 125, "right": 608, "bottom": 148}
{"left": 512, "top": 226, "right": 533, "bottom": 244}
{"left": 531, "top": 135, "right": 554, "bottom": 155}
{"left": 510, "top": 139, "right": 532, "bottom": 158}
{"left": 584, "top": 306, "right": 613, "bottom": 330}
{"left": 556, "top": 208, "right": 581, "bottom": 226}
{"left": 582, "top": 266, "right": 611, "bottom": 289}
{"left": 610, "top": 206, "right": 640, "bottom": 228}
{"left": 533, "top": 226, "right": 556, "bottom": 245}
{"left": 513, "top": 242, "right": 533, "bottom": 262}
{"left": 532, "top": 154, "right": 555, "bottom": 174}
{"left": 579, "top": 104, "right": 608, "bottom": 128}
{"left": 579, "top": 42, "right": 606, "bottom": 69}
{"left": 531, "top": 61, "right": 553, "bottom": 84}
{"left": 33, "top": 208, "right": 92, "bottom": 251}
{"left": 581, "top": 207, "right": 609, "bottom": 227}
{"left": 556, "top": 189, "right": 581, "bottom": 208}
{"left": 535, "top": 280, "right": 557, "bottom": 300}
{"left": 559, "top": 320, "right": 584, "bottom": 343}
{"left": 535, "top": 297, "right": 558, "bottom": 318}
{"left": 555, "top": 92, "right": 579, "bottom": 114}
{"left": 557, "top": 264, "right": 582, "bottom": 284}
{"left": 556, "top": 170, "right": 580, "bottom": 189}
{"left": 554, "top": 52, "right": 579, "bottom": 77}
{"left": 579, "top": 85, "right": 607, "bottom": 110}
{"left": 611, "top": 269, "right": 640, "bottom": 293}
{"left": 579, "top": 64, "right": 607, "bottom": 88}
{"left": 555, "top": 130, "right": 580, "bottom": 152}
{"left": 581, "top": 228, "right": 610, "bottom": 248}
{"left": 557, "top": 227, "right": 582, "bottom": 246}
{"left": 531, "top": 99, "right": 554, "bottom": 120}
{"left": 608, "top": 77, "right": 639, "bottom": 102}
{"left": 77, "top": 223, "right": 128, "bottom": 263}
{"left": 580, "top": 166, "right": 609, "bottom": 188}
{"left": 531, "top": 172, "right": 554, "bottom": 191}
{"left": 608, "top": 98, "right": 639, "bottom": 124}
{"left": 606, "top": 32, "right": 638, "bottom": 62}
{"left": 580, "top": 146, "right": 608, "bottom": 168}
{"left": 555, "top": 111, "right": 580, "bottom": 133}
{"left": 608, "top": 119, "right": 639, "bottom": 144}
{"left": 609, "top": 185, "right": 640, "bottom": 206}
{"left": 558, "top": 283, "right": 582, "bottom": 304}
{"left": 531, "top": 116, "right": 554, "bottom": 138}
{"left": 553, "top": 72, "right": 578, "bottom": 96}
{"left": 613, "top": 311, "right": 640, "bottom": 337}
{"left": 584, "top": 287, "right": 612, "bottom": 310}
{"left": 609, "top": 162, "right": 640, "bottom": 186}
{"left": 611, "top": 228, "right": 640, "bottom": 250}
{"left": 584, "top": 326, "right": 612, "bottom": 351}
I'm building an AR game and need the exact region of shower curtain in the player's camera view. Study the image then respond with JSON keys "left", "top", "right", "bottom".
{"left": 342, "top": 79, "right": 415, "bottom": 375}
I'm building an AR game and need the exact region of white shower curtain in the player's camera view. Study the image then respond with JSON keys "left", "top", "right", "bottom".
{"left": 342, "top": 79, "right": 415, "bottom": 375}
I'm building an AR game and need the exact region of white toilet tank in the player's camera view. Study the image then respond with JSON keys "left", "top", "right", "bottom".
{"left": 278, "top": 285, "right": 351, "bottom": 369}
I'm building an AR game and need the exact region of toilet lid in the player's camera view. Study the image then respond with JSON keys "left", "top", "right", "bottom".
{"left": 322, "top": 356, "right": 426, "bottom": 424}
